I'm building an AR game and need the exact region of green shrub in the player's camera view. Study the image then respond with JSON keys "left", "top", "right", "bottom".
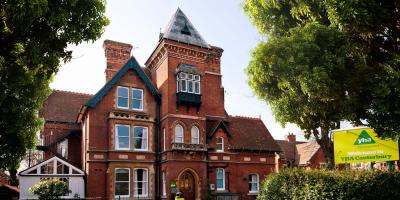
{"left": 258, "top": 169, "right": 400, "bottom": 200}
{"left": 29, "top": 179, "right": 71, "bottom": 200}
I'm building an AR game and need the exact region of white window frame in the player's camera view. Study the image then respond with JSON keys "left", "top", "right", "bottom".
{"left": 163, "top": 128, "right": 166, "bottom": 151}
{"left": 249, "top": 174, "right": 259, "bottom": 193}
{"left": 115, "top": 124, "right": 130, "bottom": 150}
{"left": 216, "top": 137, "right": 224, "bottom": 152}
{"left": 132, "top": 88, "right": 144, "bottom": 111}
{"left": 134, "top": 168, "right": 148, "bottom": 197}
{"left": 162, "top": 171, "right": 167, "bottom": 197}
{"left": 115, "top": 168, "right": 130, "bottom": 198}
{"left": 175, "top": 124, "right": 184, "bottom": 143}
{"left": 191, "top": 126, "right": 200, "bottom": 144}
{"left": 57, "top": 139, "right": 68, "bottom": 159}
{"left": 216, "top": 168, "right": 225, "bottom": 191}
{"left": 133, "top": 126, "right": 148, "bottom": 151}
{"left": 117, "top": 86, "right": 129, "bottom": 109}
{"left": 177, "top": 72, "right": 201, "bottom": 94}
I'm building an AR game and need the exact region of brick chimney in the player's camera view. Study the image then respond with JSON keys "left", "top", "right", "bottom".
{"left": 103, "top": 40, "right": 133, "bottom": 82}
{"left": 287, "top": 133, "right": 296, "bottom": 143}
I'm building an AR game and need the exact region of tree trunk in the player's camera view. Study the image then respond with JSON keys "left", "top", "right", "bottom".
{"left": 8, "top": 167, "right": 18, "bottom": 186}
{"left": 315, "top": 127, "right": 335, "bottom": 169}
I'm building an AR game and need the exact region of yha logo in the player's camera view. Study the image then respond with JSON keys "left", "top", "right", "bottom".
{"left": 354, "top": 130, "right": 376, "bottom": 145}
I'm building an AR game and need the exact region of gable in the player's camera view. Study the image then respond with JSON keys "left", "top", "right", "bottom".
{"left": 85, "top": 56, "right": 160, "bottom": 108}
{"left": 19, "top": 156, "right": 84, "bottom": 176}
{"left": 207, "top": 120, "right": 231, "bottom": 138}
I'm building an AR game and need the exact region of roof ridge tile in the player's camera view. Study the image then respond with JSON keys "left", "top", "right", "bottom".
{"left": 53, "top": 89, "right": 93, "bottom": 96}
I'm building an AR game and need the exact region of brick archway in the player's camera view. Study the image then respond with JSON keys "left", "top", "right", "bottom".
{"left": 177, "top": 168, "right": 200, "bottom": 200}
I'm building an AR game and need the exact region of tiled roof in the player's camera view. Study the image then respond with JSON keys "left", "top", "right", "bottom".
{"left": 276, "top": 140, "right": 296, "bottom": 161}
{"left": 162, "top": 8, "right": 210, "bottom": 48}
{"left": 41, "top": 90, "right": 93, "bottom": 123}
{"left": 295, "top": 141, "right": 321, "bottom": 166}
{"left": 276, "top": 140, "right": 307, "bottom": 161}
{"left": 226, "top": 116, "right": 281, "bottom": 152}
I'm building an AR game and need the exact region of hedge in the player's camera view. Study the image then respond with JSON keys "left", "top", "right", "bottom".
{"left": 258, "top": 168, "right": 400, "bottom": 200}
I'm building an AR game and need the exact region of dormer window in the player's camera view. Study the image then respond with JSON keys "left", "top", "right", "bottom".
{"left": 177, "top": 72, "right": 200, "bottom": 94}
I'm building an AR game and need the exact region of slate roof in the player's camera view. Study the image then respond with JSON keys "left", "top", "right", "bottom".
{"left": 162, "top": 8, "right": 210, "bottom": 48}
{"left": 226, "top": 116, "right": 282, "bottom": 152}
{"left": 296, "top": 141, "right": 321, "bottom": 166}
{"left": 41, "top": 90, "right": 93, "bottom": 123}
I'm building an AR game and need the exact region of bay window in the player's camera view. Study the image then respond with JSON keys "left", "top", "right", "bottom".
{"left": 177, "top": 72, "right": 200, "bottom": 94}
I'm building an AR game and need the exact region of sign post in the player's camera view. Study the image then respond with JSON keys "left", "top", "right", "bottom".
{"left": 333, "top": 127, "right": 399, "bottom": 164}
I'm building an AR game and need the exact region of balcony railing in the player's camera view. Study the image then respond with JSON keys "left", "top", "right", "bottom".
{"left": 171, "top": 143, "right": 207, "bottom": 151}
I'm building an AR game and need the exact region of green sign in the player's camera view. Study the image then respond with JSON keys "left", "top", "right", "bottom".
{"left": 354, "top": 130, "right": 376, "bottom": 145}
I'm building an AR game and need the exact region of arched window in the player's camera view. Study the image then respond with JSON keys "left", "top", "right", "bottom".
{"left": 191, "top": 126, "right": 199, "bottom": 144}
{"left": 175, "top": 124, "right": 184, "bottom": 143}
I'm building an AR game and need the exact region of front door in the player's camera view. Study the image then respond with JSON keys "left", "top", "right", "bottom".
{"left": 178, "top": 171, "right": 195, "bottom": 200}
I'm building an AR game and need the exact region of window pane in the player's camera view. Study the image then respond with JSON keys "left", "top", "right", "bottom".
{"left": 134, "top": 127, "right": 147, "bottom": 150}
{"left": 118, "top": 97, "right": 128, "bottom": 108}
{"left": 115, "top": 182, "right": 129, "bottom": 196}
{"left": 181, "top": 80, "right": 187, "bottom": 91}
{"left": 132, "top": 89, "right": 142, "bottom": 99}
{"left": 116, "top": 169, "right": 129, "bottom": 181}
{"left": 179, "top": 73, "right": 187, "bottom": 79}
{"left": 57, "top": 163, "right": 69, "bottom": 174}
{"left": 188, "top": 81, "right": 194, "bottom": 93}
{"left": 188, "top": 74, "right": 193, "bottom": 80}
{"left": 132, "top": 99, "right": 142, "bottom": 110}
{"left": 194, "top": 82, "right": 200, "bottom": 94}
{"left": 118, "top": 87, "right": 129, "bottom": 108}
{"left": 119, "top": 137, "right": 129, "bottom": 149}
{"left": 194, "top": 75, "right": 200, "bottom": 81}
{"left": 132, "top": 89, "right": 143, "bottom": 110}
{"left": 117, "top": 126, "right": 129, "bottom": 137}
{"left": 118, "top": 87, "right": 128, "bottom": 97}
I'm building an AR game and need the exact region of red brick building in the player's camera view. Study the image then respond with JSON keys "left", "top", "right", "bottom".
{"left": 33, "top": 8, "right": 283, "bottom": 200}
{"left": 276, "top": 133, "right": 327, "bottom": 169}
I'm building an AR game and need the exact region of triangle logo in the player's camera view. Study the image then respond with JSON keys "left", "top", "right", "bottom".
{"left": 354, "top": 130, "right": 376, "bottom": 145}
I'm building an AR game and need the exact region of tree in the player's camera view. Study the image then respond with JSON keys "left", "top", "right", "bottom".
{"left": 29, "top": 179, "right": 71, "bottom": 200}
{"left": 243, "top": 0, "right": 400, "bottom": 165}
{"left": 0, "top": 0, "right": 109, "bottom": 184}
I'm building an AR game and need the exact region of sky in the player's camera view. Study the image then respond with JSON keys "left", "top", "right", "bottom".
{"left": 50, "top": 0, "right": 305, "bottom": 140}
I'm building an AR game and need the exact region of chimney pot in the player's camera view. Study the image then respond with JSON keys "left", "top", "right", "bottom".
{"left": 287, "top": 133, "right": 296, "bottom": 143}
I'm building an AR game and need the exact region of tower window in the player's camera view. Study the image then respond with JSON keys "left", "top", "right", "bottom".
{"left": 177, "top": 72, "right": 200, "bottom": 94}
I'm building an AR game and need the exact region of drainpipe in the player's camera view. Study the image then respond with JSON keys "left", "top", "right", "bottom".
{"left": 155, "top": 98, "right": 161, "bottom": 200}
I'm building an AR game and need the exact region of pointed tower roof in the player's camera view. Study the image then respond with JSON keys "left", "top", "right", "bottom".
{"left": 162, "top": 8, "right": 210, "bottom": 48}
